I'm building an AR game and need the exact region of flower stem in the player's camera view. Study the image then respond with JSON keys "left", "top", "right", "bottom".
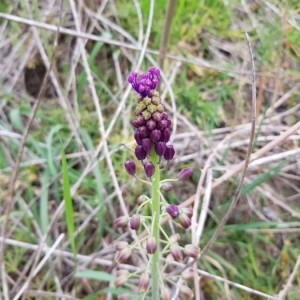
{"left": 150, "top": 149, "right": 161, "bottom": 299}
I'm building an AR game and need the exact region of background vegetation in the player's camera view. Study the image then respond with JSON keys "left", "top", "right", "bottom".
{"left": 0, "top": 0, "right": 299, "bottom": 299}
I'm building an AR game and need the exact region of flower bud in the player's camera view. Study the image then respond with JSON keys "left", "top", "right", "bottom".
{"left": 150, "top": 129, "right": 161, "bottom": 143}
{"left": 146, "top": 119, "right": 156, "bottom": 131}
{"left": 166, "top": 204, "right": 180, "bottom": 219}
{"left": 162, "top": 128, "right": 171, "bottom": 142}
{"left": 129, "top": 214, "right": 141, "bottom": 230}
{"left": 180, "top": 285, "right": 194, "bottom": 299}
{"left": 170, "top": 243, "right": 183, "bottom": 261}
{"left": 114, "top": 270, "right": 129, "bottom": 287}
{"left": 178, "top": 168, "right": 193, "bottom": 180}
{"left": 134, "top": 131, "right": 142, "bottom": 145}
{"left": 152, "top": 112, "right": 162, "bottom": 122}
{"left": 157, "top": 119, "right": 168, "bottom": 130}
{"left": 154, "top": 141, "right": 166, "bottom": 156}
{"left": 115, "top": 247, "right": 131, "bottom": 263}
{"left": 114, "top": 241, "right": 129, "bottom": 251}
{"left": 138, "top": 273, "right": 149, "bottom": 292}
{"left": 132, "top": 115, "right": 145, "bottom": 128}
{"left": 161, "top": 287, "right": 171, "bottom": 300}
{"left": 114, "top": 216, "right": 129, "bottom": 228}
{"left": 161, "top": 182, "right": 173, "bottom": 192}
{"left": 135, "top": 145, "right": 147, "bottom": 160}
{"left": 181, "top": 207, "right": 193, "bottom": 218}
{"left": 142, "top": 138, "right": 152, "bottom": 153}
{"left": 146, "top": 236, "right": 157, "bottom": 254}
{"left": 137, "top": 195, "right": 148, "bottom": 205}
{"left": 178, "top": 213, "right": 191, "bottom": 229}
{"left": 144, "top": 162, "right": 155, "bottom": 178}
{"left": 161, "top": 111, "right": 168, "bottom": 119}
{"left": 139, "top": 126, "right": 149, "bottom": 138}
{"left": 124, "top": 160, "right": 136, "bottom": 176}
{"left": 169, "top": 233, "right": 180, "bottom": 243}
{"left": 183, "top": 244, "right": 199, "bottom": 259}
{"left": 164, "top": 144, "right": 175, "bottom": 160}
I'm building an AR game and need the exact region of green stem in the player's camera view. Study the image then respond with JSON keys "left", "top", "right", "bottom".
{"left": 150, "top": 149, "right": 161, "bottom": 299}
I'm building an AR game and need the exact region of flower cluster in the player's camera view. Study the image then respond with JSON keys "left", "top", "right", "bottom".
{"left": 117, "top": 67, "right": 196, "bottom": 299}
{"left": 126, "top": 67, "right": 175, "bottom": 178}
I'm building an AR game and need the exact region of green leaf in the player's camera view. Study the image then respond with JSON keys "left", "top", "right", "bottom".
{"left": 75, "top": 270, "right": 114, "bottom": 282}
{"left": 61, "top": 147, "right": 76, "bottom": 256}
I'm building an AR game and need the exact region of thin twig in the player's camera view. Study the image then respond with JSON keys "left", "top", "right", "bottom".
{"left": 277, "top": 255, "right": 300, "bottom": 299}
{"left": 158, "top": 0, "right": 176, "bottom": 69}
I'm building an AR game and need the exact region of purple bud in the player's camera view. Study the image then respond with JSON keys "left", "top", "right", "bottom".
{"left": 178, "top": 213, "right": 191, "bottom": 229}
{"left": 135, "top": 145, "right": 147, "bottom": 160}
{"left": 132, "top": 115, "right": 145, "bottom": 128}
{"left": 129, "top": 214, "right": 141, "bottom": 230}
{"left": 170, "top": 243, "right": 183, "bottom": 261}
{"left": 138, "top": 273, "right": 149, "bottom": 292}
{"left": 157, "top": 119, "right": 168, "bottom": 130}
{"left": 134, "top": 131, "right": 143, "bottom": 145}
{"left": 114, "top": 216, "right": 129, "bottom": 228}
{"left": 152, "top": 112, "right": 162, "bottom": 122}
{"left": 161, "top": 112, "right": 168, "bottom": 119}
{"left": 178, "top": 168, "right": 193, "bottom": 180}
{"left": 146, "top": 236, "right": 157, "bottom": 254}
{"left": 150, "top": 129, "right": 161, "bottom": 143}
{"left": 138, "top": 126, "right": 149, "bottom": 138}
{"left": 142, "top": 138, "right": 152, "bottom": 153}
{"left": 154, "top": 141, "right": 166, "bottom": 156}
{"left": 164, "top": 144, "right": 175, "bottom": 160}
{"left": 161, "top": 128, "right": 171, "bottom": 142}
{"left": 166, "top": 205, "right": 180, "bottom": 219}
{"left": 146, "top": 119, "right": 156, "bottom": 131}
{"left": 144, "top": 162, "right": 155, "bottom": 178}
{"left": 124, "top": 160, "right": 136, "bottom": 176}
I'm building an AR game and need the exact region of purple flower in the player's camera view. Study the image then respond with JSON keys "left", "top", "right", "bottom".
{"left": 128, "top": 67, "right": 161, "bottom": 98}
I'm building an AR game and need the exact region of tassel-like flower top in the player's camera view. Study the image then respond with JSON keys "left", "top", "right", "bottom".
{"left": 127, "top": 67, "right": 175, "bottom": 165}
